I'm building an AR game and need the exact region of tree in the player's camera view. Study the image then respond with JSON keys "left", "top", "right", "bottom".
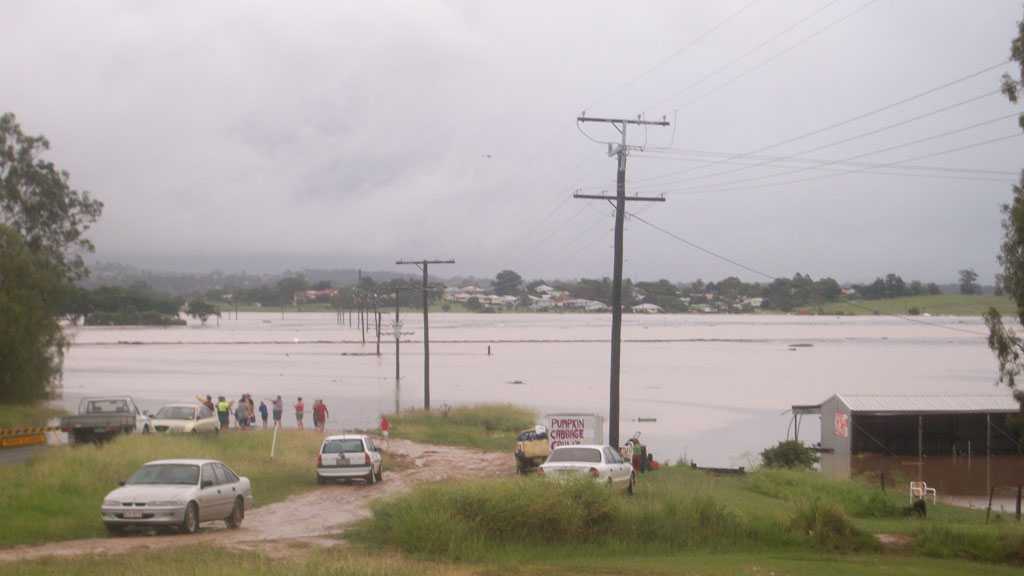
{"left": 493, "top": 270, "right": 523, "bottom": 296}
{"left": 0, "top": 225, "right": 68, "bottom": 403}
{"left": 995, "top": 274, "right": 1005, "bottom": 297}
{"left": 276, "top": 274, "right": 308, "bottom": 307}
{"left": 760, "top": 440, "right": 819, "bottom": 470}
{"left": 185, "top": 299, "right": 220, "bottom": 326}
{"left": 1, "top": 113, "right": 103, "bottom": 282}
{"left": 926, "top": 282, "right": 942, "bottom": 295}
{"left": 985, "top": 11, "right": 1024, "bottom": 411}
{"left": 959, "top": 268, "right": 979, "bottom": 295}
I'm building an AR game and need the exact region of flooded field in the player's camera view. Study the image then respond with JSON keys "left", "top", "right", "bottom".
{"left": 59, "top": 312, "right": 999, "bottom": 467}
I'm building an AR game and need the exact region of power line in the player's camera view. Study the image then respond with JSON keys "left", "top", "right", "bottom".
{"left": 665, "top": 0, "right": 885, "bottom": 113}
{"left": 584, "top": 0, "right": 763, "bottom": 112}
{"left": 631, "top": 147, "right": 1018, "bottom": 177}
{"left": 625, "top": 211, "right": 988, "bottom": 336}
{"left": 629, "top": 151, "right": 1014, "bottom": 183}
{"left": 631, "top": 60, "right": 1011, "bottom": 185}
{"left": 632, "top": 88, "right": 1004, "bottom": 190}
{"left": 663, "top": 129, "right": 1024, "bottom": 198}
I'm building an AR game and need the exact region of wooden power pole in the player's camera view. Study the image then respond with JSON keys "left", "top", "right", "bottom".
{"left": 395, "top": 258, "right": 454, "bottom": 410}
{"left": 574, "top": 113, "right": 668, "bottom": 448}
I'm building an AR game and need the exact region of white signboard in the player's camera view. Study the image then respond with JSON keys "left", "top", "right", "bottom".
{"left": 546, "top": 413, "right": 603, "bottom": 449}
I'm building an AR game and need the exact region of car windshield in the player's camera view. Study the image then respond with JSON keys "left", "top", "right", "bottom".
{"left": 155, "top": 406, "right": 195, "bottom": 420}
{"left": 321, "top": 439, "right": 365, "bottom": 453}
{"left": 547, "top": 447, "right": 602, "bottom": 463}
{"left": 126, "top": 464, "right": 199, "bottom": 485}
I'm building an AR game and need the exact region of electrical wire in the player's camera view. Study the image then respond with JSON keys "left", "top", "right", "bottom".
{"left": 665, "top": 0, "right": 885, "bottom": 114}
{"left": 632, "top": 88, "right": 1004, "bottom": 190}
{"left": 584, "top": 0, "right": 763, "bottom": 113}
{"left": 662, "top": 129, "right": 1024, "bottom": 198}
{"left": 631, "top": 60, "right": 1011, "bottom": 184}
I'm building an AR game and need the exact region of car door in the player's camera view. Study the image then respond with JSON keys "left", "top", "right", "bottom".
{"left": 604, "top": 448, "right": 628, "bottom": 484}
{"left": 366, "top": 438, "right": 381, "bottom": 473}
{"left": 214, "top": 463, "right": 241, "bottom": 509}
{"left": 197, "top": 406, "right": 213, "bottom": 432}
{"left": 197, "top": 463, "right": 224, "bottom": 521}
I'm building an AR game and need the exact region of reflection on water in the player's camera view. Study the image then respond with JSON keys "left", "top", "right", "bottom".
{"left": 60, "top": 312, "right": 996, "bottom": 467}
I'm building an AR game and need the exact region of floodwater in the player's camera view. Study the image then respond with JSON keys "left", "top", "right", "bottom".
{"left": 58, "top": 312, "right": 1000, "bottom": 467}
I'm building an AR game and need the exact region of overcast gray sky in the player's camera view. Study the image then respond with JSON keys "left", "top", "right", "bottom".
{"left": 3, "top": 0, "right": 1023, "bottom": 283}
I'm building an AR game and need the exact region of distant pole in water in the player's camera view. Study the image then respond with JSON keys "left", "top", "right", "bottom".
{"left": 487, "top": 345, "right": 491, "bottom": 356}
{"left": 396, "top": 258, "right": 455, "bottom": 410}
{"left": 573, "top": 113, "right": 669, "bottom": 448}
{"left": 394, "top": 287, "right": 401, "bottom": 414}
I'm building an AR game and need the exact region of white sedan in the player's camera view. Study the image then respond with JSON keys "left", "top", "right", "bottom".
{"left": 150, "top": 403, "right": 220, "bottom": 434}
{"left": 538, "top": 444, "right": 635, "bottom": 494}
{"left": 101, "top": 459, "right": 253, "bottom": 534}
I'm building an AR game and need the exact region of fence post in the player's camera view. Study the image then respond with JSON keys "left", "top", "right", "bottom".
{"left": 270, "top": 423, "right": 279, "bottom": 460}
{"left": 986, "top": 486, "right": 995, "bottom": 524}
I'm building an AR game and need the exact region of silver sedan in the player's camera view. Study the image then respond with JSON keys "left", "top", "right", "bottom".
{"left": 100, "top": 459, "right": 253, "bottom": 534}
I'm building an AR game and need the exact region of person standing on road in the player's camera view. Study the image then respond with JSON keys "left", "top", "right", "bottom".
{"left": 313, "top": 399, "right": 329, "bottom": 433}
{"left": 196, "top": 395, "right": 215, "bottom": 412}
{"left": 258, "top": 401, "right": 269, "bottom": 429}
{"left": 235, "top": 396, "right": 250, "bottom": 430}
{"left": 272, "top": 395, "right": 283, "bottom": 427}
{"left": 294, "top": 397, "right": 305, "bottom": 430}
{"left": 380, "top": 415, "right": 390, "bottom": 447}
{"left": 216, "top": 396, "right": 232, "bottom": 430}
{"left": 246, "top": 395, "right": 256, "bottom": 426}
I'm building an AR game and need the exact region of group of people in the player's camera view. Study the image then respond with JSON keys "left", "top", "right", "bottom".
{"left": 196, "top": 394, "right": 331, "bottom": 432}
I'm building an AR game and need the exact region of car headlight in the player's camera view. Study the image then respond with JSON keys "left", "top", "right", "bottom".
{"left": 102, "top": 500, "right": 119, "bottom": 507}
{"left": 149, "top": 500, "right": 185, "bottom": 507}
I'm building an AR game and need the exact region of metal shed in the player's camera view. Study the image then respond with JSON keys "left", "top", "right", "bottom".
{"left": 791, "top": 394, "right": 1022, "bottom": 496}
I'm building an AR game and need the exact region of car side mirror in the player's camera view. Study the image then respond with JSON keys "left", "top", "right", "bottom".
{"left": 118, "top": 480, "right": 126, "bottom": 487}
{"left": 201, "top": 480, "right": 214, "bottom": 489}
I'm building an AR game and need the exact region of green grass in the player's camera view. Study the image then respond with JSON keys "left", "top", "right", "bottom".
{"left": 0, "top": 429, "right": 339, "bottom": 547}
{"left": 388, "top": 404, "right": 535, "bottom": 452}
{"left": 819, "top": 294, "right": 1015, "bottom": 317}
{"left": 350, "top": 466, "right": 876, "bottom": 562}
{"left": 354, "top": 462, "right": 1024, "bottom": 567}
{"left": 0, "top": 403, "right": 65, "bottom": 429}
{"left": 3, "top": 545, "right": 1022, "bottom": 576}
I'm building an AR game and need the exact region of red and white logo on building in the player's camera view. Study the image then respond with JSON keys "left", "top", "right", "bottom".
{"left": 834, "top": 411, "right": 849, "bottom": 439}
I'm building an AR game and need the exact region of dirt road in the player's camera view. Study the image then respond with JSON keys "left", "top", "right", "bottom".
{"left": 0, "top": 439, "right": 512, "bottom": 562}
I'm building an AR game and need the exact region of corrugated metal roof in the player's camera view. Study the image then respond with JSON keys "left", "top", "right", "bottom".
{"left": 835, "top": 394, "right": 1020, "bottom": 414}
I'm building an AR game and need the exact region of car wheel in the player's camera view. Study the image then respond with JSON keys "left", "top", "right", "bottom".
{"left": 105, "top": 524, "right": 124, "bottom": 537}
{"left": 627, "top": 475, "right": 635, "bottom": 496}
{"left": 375, "top": 465, "right": 383, "bottom": 482}
{"left": 317, "top": 474, "right": 326, "bottom": 485}
{"left": 181, "top": 501, "right": 199, "bottom": 534}
{"left": 226, "top": 498, "right": 244, "bottom": 529}
{"left": 367, "top": 469, "right": 376, "bottom": 485}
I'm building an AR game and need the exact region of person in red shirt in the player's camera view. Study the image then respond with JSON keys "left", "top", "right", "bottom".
{"left": 380, "top": 415, "right": 391, "bottom": 447}
{"left": 294, "top": 397, "right": 305, "bottom": 430}
{"left": 313, "top": 399, "right": 329, "bottom": 432}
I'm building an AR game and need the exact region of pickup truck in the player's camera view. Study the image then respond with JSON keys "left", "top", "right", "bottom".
{"left": 60, "top": 397, "right": 150, "bottom": 443}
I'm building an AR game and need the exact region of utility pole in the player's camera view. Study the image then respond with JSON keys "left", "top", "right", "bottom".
{"left": 394, "top": 287, "right": 401, "bottom": 414}
{"left": 395, "top": 258, "right": 455, "bottom": 410}
{"left": 574, "top": 113, "right": 669, "bottom": 448}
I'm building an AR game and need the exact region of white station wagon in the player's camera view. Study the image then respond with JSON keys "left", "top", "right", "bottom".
{"left": 316, "top": 434, "right": 383, "bottom": 485}
{"left": 538, "top": 444, "right": 635, "bottom": 494}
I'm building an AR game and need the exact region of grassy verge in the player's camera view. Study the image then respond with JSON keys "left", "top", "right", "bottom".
{"left": 389, "top": 404, "right": 535, "bottom": 452}
{"left": 354, "top": 462, "right": 1024, "bottom": 567}
{"left": 819, "top": 294, "right": 1015, "bottom": 316}
{"left": 0, "top": 403, "right": 65, "bottom": 429}
{"left": 0, "top": 429, "right": 411, "bottom": 547}
{"left": 4, "top": 544, "right": 1022, "bottom": 576}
